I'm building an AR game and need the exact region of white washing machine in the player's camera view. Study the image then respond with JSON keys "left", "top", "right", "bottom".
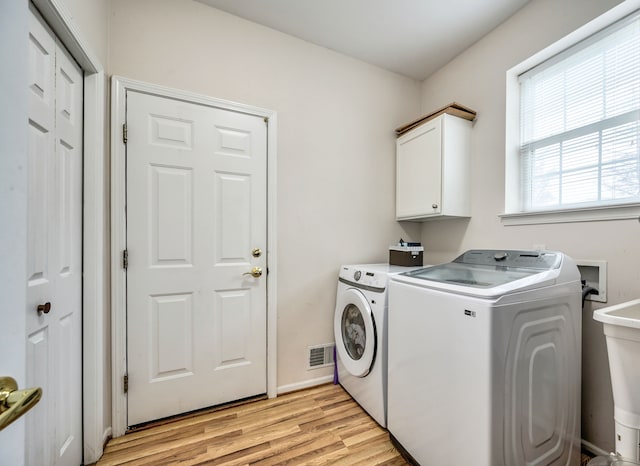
{"left": 334, "top": 263, "right": 421, "bottom": 427}
{"left": 387, "top": 250, "right": 582, "bottom": 466}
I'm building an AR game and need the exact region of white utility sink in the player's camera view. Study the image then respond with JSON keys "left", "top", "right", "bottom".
{"left": 594, "top": 299, "right": 640, "bottom": 461}
{"left": 594, "top": 299, "right": 640, "bottom": 328}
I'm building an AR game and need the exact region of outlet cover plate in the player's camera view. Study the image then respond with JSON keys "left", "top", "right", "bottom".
{"left": 576, "top": 259, "right": 607, "bottom": 303}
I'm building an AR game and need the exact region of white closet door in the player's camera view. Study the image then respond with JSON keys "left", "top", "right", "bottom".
{"left": 26, "top": 7, "right": 83, "bottom": 465}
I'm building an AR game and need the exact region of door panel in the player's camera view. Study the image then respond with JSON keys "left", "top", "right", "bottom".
{"left": 27, "top": 123, "right": 52, "bottom": 285}
{"left": 126, "top": 91, "right": 267, "bottom": 426}
{"left": 214, "top": 289, "right": 252, "bottom": 367}
{"left": 150, "top": 293, "right": 194, "bottom": 380}
{"left": 26, "top": 10, "right": 56, "bottom": 465}
{"left": 52, "top": 34, "right": 83, "bottom": 466}
{"left": 26, "top": 8, "right": 83, "bottom": 466}
{"left": 215, "top": 173, "right": 251, "bottom": 262}
{"left": 150, "top": 165, "right": 193, "bottom": 267}
{"left": 396, "top": 119, "right": 442, "bottom": 217}
{"left": 26, "top": 328, "right": 51, "bottom": 466}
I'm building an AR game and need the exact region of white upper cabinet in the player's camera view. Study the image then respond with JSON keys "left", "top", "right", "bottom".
{"left": 396, "top": 113, "right": 472, "bottom": 221}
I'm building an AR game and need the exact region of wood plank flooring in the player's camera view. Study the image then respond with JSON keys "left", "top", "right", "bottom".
{"left": 94, "top": 383, "right": 409, "bottom": 465}
{"left": 94, "top": 382, "right": 596, "bottom": 465}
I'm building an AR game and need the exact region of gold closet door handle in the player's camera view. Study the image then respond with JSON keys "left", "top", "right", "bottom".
{"left": 243, "top": 267, "right": 263, "bottom": 278}
{"left": 0, "top": 376, "right": 42, "bottom": 431}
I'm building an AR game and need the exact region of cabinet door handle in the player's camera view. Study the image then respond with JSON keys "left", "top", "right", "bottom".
{"left": 432, "top": 203, "right": 438, "bottom": 209}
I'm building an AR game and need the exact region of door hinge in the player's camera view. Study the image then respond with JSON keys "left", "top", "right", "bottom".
{"left": 123, "top": 249, "right": 128, "bottom": 269}
{"left": 122, "top": 123, "right": 128, "bottom": 144}
{"left": 263, "top": 117, "right": 268, "bottom": 124}
{"left": 123, "top": 374, "right": 129, "bottom": 394}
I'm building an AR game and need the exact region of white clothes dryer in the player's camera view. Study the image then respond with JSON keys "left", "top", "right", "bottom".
{"left": 388, "top": 250, "right": 582, "bottom": 466}
{"left": 334, "top": 263, "right": 421, "bottom": 427}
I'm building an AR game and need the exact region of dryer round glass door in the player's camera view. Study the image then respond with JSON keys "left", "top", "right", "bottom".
{"left": 334, "top": 288, "right": 377, "bottom": 377}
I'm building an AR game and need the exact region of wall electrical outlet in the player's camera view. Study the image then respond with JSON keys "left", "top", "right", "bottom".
{"left": 576, "top": 260, "right": 607, "bottom": 303}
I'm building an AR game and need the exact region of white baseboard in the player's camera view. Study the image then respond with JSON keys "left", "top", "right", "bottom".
{"left": 582, "top": 438, "right": 610, "bottom": 457}
{"left": 277, "top": 375, "right": 335, "bottom": 395}
{"left": 102, "top": 426, "right": 112, "bottom": 448}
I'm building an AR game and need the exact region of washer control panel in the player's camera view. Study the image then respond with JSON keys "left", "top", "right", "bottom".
{"left": 339, "top": 266, "right": 388, "bottom": 290}
{"left": 455, "top": 250, "right": 562, "bottom": 270}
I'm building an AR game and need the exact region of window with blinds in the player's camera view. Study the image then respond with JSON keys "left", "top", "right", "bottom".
{"left": 518, "top": 11, "right": 640, "bottom": 212}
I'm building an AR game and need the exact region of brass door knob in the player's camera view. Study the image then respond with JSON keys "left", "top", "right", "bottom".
{"left": 252, "top": 248, "right": 262, "bottom": 258}
{"left": 0, "top": 376, "right": 42, "bottom": 431}
{"left": 243, "top": 267, "right": 263, "bottom": 278}
{"left": 37, "top": 302, "right": 51, "bottom": 315}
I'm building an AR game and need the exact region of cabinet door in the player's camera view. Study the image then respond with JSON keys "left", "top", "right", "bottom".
{"left": 396, "top": 118, "right": 442, "bottom": 219}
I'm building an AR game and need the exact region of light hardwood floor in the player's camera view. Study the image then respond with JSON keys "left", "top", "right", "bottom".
{"left": 95, "top": 383, "right": 409, "bottom": 465}
{"left": 94, "top": 382, "right": 596, "bottom": 465}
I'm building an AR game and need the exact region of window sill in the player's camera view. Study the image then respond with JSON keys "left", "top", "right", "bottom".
{"left": 500, "top": 203, "right": 640, "bottom": 226}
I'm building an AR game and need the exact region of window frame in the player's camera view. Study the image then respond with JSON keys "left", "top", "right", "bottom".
{"left": 502, "top": 2, "right": 640, "bottom": 225}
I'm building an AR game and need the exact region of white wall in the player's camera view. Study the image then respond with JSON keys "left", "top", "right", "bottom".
{"left": 56, "top": 0, "right": 109, "bottom": 66}
{"left": 108, "top": 0, "right": 422, "bottom": 389}
{"left": 418, "top": 0, "right": 631, "bottom": 451}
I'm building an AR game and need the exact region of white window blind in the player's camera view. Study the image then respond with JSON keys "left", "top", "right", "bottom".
{"left": 518, "top": 11, "right": 640, "bottom": 212}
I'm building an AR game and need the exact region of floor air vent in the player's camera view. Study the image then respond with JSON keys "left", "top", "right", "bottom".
{"left": 308, "top": 343, "right": 335, "bottom": 370}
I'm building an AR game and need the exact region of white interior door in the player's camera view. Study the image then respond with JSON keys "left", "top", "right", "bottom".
{"left": 126, "top": 90, "right": 268, "bottom": 426}
{"left": 25, "top": 7, "right": 83, "bottom": 466}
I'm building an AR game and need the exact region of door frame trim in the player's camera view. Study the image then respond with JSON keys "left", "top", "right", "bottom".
{"left": 30, "top": 1, "right": 108, "bottom": 463}
{"left": 110, "top": 76, "right": 278, "bottom": 437}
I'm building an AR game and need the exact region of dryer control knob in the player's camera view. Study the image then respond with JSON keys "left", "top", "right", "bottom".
{"left": 354, "top": 270, "right": 362, "bottom": 281}
{"left": 494, "top": 251, "right": 508, "bottom": 261}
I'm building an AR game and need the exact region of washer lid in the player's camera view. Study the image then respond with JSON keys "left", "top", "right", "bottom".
{"left": 393, "top": 250, "right": 572, "bottom": 298}
{"left": 403, "top": 250, "right": 561, "bottom": 287}
{"left": 405, "top": 261, "right": 542, "bottom": 288}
